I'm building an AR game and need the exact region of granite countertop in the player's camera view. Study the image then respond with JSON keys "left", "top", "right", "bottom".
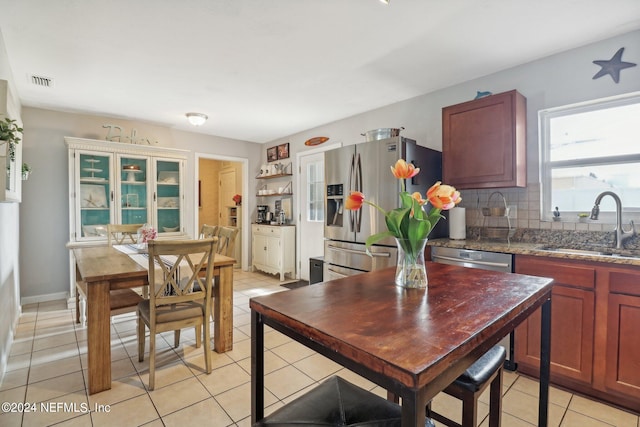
{"left": 428, "top": 237, "right": 640, "bottom": 267}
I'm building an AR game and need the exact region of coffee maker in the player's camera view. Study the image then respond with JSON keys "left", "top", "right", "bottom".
{"left": 256, "top": 205, "right": 269, "bottom": 223}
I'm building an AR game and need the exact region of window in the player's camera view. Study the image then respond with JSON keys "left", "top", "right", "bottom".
{"left": 306, "top": 160, "right": 324, "bottom": 222}
{"left": 539, "top": 92, "right": 640, "bottom": 222}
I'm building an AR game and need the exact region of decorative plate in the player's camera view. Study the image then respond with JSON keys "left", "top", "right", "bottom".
{"left": 304, "top": 136, "right": 329, "bottom": 146}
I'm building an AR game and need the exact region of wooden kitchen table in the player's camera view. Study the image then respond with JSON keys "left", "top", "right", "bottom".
{"left": 251, "top": 263, "right": 553, "bottom": 427}
{"left": 72, "top": 245, "right": 235, "bottom": 394}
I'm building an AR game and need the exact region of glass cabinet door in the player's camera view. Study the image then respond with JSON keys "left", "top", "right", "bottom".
{"left": 77, "top": 151, "right": 113, "bottom": 240}
{"left": 154, "top": 159, "right": 182, "bottom": 234}
{"left": 118, "top": 155, "right": 150, "bottom": 226}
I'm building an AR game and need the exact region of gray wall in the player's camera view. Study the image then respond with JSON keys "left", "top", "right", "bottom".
{"left": 19, "top": 108, "right": 262, "bottom": 301}
{"left": 0, "top": 29, "right": 22, "bottom": 385}
{"left": 11, "top": 30, "right": 640, "bottom": 301}
{"left": 265, "top": 30, "right": 640, "bottom": 233}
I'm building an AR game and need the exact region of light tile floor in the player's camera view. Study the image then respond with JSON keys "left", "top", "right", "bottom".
{"left": 1, "top": 270, "right": 638, "bottom": 426}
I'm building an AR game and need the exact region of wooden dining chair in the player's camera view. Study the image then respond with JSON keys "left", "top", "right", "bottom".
{"left": 107, "top": 223, "right": 144, "bottom": 245}
{"left": 137, "top": 238, "right": 217, "bottom": 390}
{"left": 215, "top": 226, "right": 239, "bottom": 257}
{"left": 199, "top": 224, "right": 219, "bottom": 239}
{"left": 75, "top": 223, "right": 146, "bottom": 325}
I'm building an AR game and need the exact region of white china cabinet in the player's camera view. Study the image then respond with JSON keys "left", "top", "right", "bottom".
{"left": 66, "top": 137, "right": 188, "bottom": 244}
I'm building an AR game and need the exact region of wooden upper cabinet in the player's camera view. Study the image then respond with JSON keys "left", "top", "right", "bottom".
{"left": 442, "top": 90, "right": 527, "bottom": 189}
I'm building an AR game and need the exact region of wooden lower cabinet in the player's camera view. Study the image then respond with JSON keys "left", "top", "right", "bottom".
{"left": 514, "top": 255, "right": 640, "bottom": 412}
{"left": 605, "top": 270, "right": 640, "bottom": 401}
{"left": 514, "top": 255, "right": 595, "bottom": 384}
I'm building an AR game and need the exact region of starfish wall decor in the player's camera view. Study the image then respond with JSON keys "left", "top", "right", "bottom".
{"left": 592, "top": 47, "right": 637, "bottom": 83}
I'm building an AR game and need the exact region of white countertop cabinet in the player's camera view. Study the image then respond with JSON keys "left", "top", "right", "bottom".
{"left": 252, "top": 224, "right": 295, "bottom": 281}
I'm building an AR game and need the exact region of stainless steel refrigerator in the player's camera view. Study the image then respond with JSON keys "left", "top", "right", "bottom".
{"left": 323, "top": 136, "right": 445, "bottom": 281}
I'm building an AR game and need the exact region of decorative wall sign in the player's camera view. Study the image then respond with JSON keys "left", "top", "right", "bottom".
{"left": 277, "top": 143, "right": 290, "bottom": 160}
{"left": 304, "top": 136, "right": 329, "bottom": 146}
{"left": 592, "top": 47, "right": 637, "bottom": 84}
{"left": 474, "top": 91, "right": 492, "bottom": 99}
{"left": 102, "top": 124, "right": 159, "bottom": 145}
{"left": 267, "top": 146, "right": 278, "bottom": 162}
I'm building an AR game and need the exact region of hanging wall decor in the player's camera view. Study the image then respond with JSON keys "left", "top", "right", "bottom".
{"left": 277, "top": 142, "right": 290, "bottom": 160}
{"left": 267, "top": 146, "right": 278, "bottom": 162}
{"left": 592, "top": 47, "right": 636, "bottom": 83}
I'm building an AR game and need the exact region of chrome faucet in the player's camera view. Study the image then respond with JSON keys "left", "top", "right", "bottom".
{"left": 590, "top": 191, "right": 636, "bottom": 249}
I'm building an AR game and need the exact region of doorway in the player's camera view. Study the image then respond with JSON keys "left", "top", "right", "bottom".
{"left": 195, "top": 153, "right": 249, "bottom": 271}
{"left": 296, "top": 143, "right": 341, "bottom": 281}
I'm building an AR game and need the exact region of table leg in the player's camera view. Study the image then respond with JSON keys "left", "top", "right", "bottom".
{"left": 214, "top": 265, "right": 234, "bottom": 352}
{"left": 251, "top": 311, "right": 265, "bottom": 424}
{"left": 87, "top": 280, "right": 111, "bottom": 395}
{"left": 538, "top": 297, "right": 551, "bottom": 427}
{"left": 400, "top": 390, "right": 425, "bottom": 427}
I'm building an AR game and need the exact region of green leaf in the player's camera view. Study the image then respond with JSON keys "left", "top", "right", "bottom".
{"left": 365, "top": 231, "right": 396, "bottom": 255}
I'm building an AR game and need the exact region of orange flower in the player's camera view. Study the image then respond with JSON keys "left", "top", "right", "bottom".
{"left": 426, "top": 182, "right": 461, "bottom": 210}
{"left": 411, "top": 192, "right": 426, "bottom": 205}
{"left": 345, "top": 191, "right": 365, "bottom": 210}
{"left": 390, "top": 159, "right": 420, "bottom": 180}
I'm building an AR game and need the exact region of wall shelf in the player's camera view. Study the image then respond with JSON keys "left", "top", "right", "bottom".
{"left": 256, "top": 173, "right": 292, "bottom": 180}
{"left": 256, "top": 192, "right": 292, "bottom": 197}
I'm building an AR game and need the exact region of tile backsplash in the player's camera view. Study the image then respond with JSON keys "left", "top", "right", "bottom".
{"left": 457, "top": 183, "right": 639, "bottom": 250}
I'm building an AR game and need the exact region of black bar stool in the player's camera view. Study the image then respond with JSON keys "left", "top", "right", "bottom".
{"left": 254, "top": 376, "right": 404, "bottom": 426}
{"left": 427, "top": 345, "right": 506, "bottom": 427}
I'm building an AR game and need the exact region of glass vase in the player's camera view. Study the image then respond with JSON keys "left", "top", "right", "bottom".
{"left": 394, "top": 237, "right": 428, "bottom": 288}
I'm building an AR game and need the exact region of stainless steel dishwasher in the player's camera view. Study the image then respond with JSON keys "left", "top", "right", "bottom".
{"left": 431, "top": 246, "right": 517, "bottom": 370}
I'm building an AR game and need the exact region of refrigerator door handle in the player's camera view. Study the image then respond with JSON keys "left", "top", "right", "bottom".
{"left": 327, "top": 244, "right": 392, "bottom": 257}
{"left": 326, "top": 267, "right": 348, "bottom": 279}
{"left": 355, "top": 152, "right": 362, "bottom": 232}
{"left": 348, "top": 153, "right": 356, "bottom": 231}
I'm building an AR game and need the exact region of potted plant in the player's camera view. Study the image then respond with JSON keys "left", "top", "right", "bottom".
{"left": 0, "top": 117, "right": 23, "bottom": 162}
{"left": 22, "top": 162, "right": 32, "bottom": 180}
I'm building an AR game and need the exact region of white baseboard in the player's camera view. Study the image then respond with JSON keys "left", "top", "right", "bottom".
{"left": 21, "top": 292, "right": 70, "bottom": 306}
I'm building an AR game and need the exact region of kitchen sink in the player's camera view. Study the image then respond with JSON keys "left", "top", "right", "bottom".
{"left": 537, "top": 246, "right": 640, "bottom": 260}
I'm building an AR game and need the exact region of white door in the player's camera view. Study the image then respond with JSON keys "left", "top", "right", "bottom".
{"left": 218, "top": 168, "right": 236, "bottom": 226}
{"left": 298, "top": 152, "right": 325, "bottom": 281}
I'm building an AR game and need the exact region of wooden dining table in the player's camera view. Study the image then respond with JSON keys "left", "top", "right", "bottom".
{"left": 72, "top": 245, "right": 236, "bottom": 395}
{"left": 251, "top": 262, "right": 554, "bottom": 427}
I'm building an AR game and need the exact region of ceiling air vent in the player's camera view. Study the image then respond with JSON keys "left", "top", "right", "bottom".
{"left": 29, "top": 74, "right": 54, "bottom": 88}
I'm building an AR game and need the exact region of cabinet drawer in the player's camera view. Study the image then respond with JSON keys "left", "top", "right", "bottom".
{"left": 253, "top": 225, "right": 282, "bottom": 236}
{"left": 516, "top": 255, "right": 595, "bottom": 289}
{"left": 608, "top": 269, "right": 640, "bottom": 296}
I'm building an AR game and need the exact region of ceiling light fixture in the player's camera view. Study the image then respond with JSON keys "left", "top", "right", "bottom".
{"left": 379, "top": 0, "right": 390, "bottom": 4}
{"left": 186, "top": 112, "right": 208, "bottom": 126}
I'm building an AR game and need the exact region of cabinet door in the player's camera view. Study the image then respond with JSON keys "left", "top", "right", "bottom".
{"left": 442, "top": 90, "right": 526, "bottom": 189}
{"left": 605, "top": 268, "right": 640, "bottom": 399}
{"left": 253, "top": 233, "right": 267, "bottom": 266}
{"left": 154, "top": 158, "right": 183, "bottom": 234}
{"left": 117, "top": 154, "right": 150, "bottom": 226}
{"left": 606, "top": 293, "right": 640, "bottom": 398}
{"left": 265, "top": 235, "right": 281, "bottom": 269}
{"left": 515, "top": 285, "right": 595, "bottom": 384}
{"left": 74, "top": 151, "right": 114, "bottom": 241}
{"left": 514, "top": 255, "right": 595, "bottom": 384}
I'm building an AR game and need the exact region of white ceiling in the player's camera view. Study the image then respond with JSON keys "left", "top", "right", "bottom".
{"left": 1, "top": 1, "right": 639, "bottom": 143}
